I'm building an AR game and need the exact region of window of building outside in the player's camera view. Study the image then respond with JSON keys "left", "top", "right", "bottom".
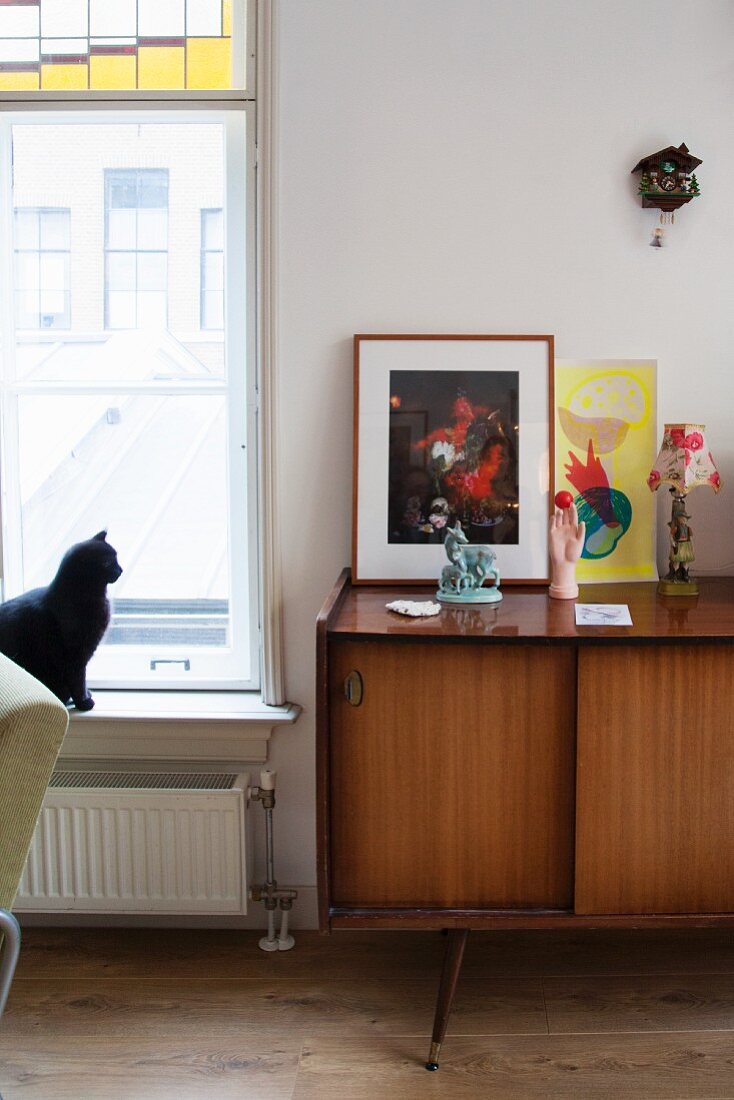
{"left": 200, "top": 208, "right": 224, "bottom": 331}
{"left": 14, "top": 207, "right": 71, "bottom": 330}
{"left": 105, "top": 168, "right": 169, "bottom": 331}
{"left": 0, "top": 1, "right": 258, "bottom": 693}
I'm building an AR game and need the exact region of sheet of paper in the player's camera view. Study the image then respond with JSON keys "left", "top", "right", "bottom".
{"left": 575, "top": 603, "right": 633, "bottom": 626}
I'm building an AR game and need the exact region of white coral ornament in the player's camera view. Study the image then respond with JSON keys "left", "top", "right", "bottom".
{"left": 386, "top": 600, "right": 442, "bottom": 618}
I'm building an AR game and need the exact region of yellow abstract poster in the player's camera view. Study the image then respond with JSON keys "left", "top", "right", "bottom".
{"left": 554, "top": 361, "right": 657, "bottom": 582}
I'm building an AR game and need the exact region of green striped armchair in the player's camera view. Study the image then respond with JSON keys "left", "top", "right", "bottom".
{"left": 0, "top": 652, "right": 69, "bottom": 1021}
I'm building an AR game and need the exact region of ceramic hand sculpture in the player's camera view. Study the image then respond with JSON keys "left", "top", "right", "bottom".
{"left": 549, "top": 503, "right": 586, "bottom": 600}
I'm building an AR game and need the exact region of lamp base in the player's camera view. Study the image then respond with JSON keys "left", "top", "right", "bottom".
{"left": 657, "top": 578, "right": 699, "bottom": 597}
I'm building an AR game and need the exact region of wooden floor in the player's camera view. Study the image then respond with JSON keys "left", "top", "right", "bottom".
{"left": 2, "top": 927, "right": 734, "bottom": 1098}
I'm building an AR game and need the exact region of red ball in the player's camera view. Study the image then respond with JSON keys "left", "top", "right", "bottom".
{"left": 554, "top": 490, "right": 574, "bottom": 509}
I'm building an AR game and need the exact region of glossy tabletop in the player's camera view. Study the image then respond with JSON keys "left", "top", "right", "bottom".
{"left": 327, "top": 576, "right": 734, "bottom": 643}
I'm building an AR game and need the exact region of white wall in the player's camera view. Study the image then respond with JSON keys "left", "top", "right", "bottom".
{"left": 268, "top": 0, "right": 734, "bottom": 915}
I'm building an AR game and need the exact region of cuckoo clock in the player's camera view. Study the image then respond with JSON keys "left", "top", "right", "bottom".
{"left": 631, "top": 143, "right": 702, "bottom": 224}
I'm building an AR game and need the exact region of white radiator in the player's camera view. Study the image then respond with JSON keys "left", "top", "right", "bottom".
{"left": 16, "top": 771, "right": 251, "bottom": 915}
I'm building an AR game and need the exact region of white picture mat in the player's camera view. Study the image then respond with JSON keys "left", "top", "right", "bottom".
{"left": 355, "top": 338, "right": 551, "bottom": 582}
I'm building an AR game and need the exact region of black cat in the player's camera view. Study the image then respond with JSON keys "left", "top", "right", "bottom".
{"left": 0, "top": 531, "right": 122, "bottom": 711}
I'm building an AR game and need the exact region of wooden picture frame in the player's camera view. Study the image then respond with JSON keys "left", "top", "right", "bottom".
{"left": 352, "top": 334, "right": 554, "bottom": 585}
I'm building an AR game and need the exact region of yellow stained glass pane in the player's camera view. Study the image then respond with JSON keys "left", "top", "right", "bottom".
{"left": 90, "top": 54, "right": 137, "bottom": 90}
{"left": 186, "top": 37, "right": 230, "bottom": 90}
{"left": 0, "top": 71, "right": 39, "bottom": 91}
{"left": 41, "top": 63, "right": 89, "bottom": 91}
{"left": 138, "top": 46, "right": 184, "bottom": 89}
{"left": 223, "top": 0, "right": 232, "bottom": 37}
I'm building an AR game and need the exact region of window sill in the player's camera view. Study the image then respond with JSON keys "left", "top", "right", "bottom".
{"left": 60, "top": 691, "right": 301, "bottom": 769}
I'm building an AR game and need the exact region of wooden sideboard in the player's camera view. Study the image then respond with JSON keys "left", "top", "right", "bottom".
{"left": 317, "top": 572, "right": 734, "bottom": 1067}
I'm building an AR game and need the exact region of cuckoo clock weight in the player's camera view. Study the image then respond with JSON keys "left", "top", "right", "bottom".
{"left": 631, "top": 143, "right": 702, "bottom": 244}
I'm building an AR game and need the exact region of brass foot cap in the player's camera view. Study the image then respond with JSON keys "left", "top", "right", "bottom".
{"left": 426, "top": 1040, "right": 441, "bottom": 1069}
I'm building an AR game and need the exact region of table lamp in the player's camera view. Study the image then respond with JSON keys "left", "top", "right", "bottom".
{"left": 647, "top": 423, "right": 721, "bottom": 595}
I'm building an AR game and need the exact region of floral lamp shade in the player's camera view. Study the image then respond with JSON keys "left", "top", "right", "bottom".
{"left": 647, "top": 424, "right": 721, "bottom": 495}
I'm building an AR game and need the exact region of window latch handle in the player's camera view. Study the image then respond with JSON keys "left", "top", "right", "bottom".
{"left": 150, "top": 658, "right": 191, "bottom": 671}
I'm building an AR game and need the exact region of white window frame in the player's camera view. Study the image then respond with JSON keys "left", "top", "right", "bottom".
{"left": 0, "top": 108, "right": 258, "bottom": 691}
{"left": 0, "top": 0, "right": 289, "bottom": 706}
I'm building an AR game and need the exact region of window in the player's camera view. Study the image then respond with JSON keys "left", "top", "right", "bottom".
{"left": 14, "top": 207, "right": 71, "bottom": 330}
{"left": 0, "top": 0, "right": 241, "bottom": 91}
{"left": 200, "top": 208, "right": 224, "bottom": 330}
{"left": 105, "top": 168, "right": 169, "bottom": 330}
{"left": 0, "top": 1, "right": 262, "bottom": 694}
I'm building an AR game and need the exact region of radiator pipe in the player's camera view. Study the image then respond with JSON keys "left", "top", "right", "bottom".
{"left": 277, "top": 896, "right": 294, "bottom": 950}
{"left": 249, "top": 769, "right": 298, "bottom": 951}
{"left": 261, "top": 903, "right": 277, "bottom": 951}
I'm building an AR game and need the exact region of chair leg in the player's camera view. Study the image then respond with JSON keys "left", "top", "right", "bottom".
{"left": 0, "top": 909, "right": 21, "bottom": 1021}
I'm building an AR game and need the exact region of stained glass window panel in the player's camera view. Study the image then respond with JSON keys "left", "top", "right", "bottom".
{"left": 89, "top": 0, "right": 137, "bottom": 40}
{"left": 0, "top": 72, "right": 39, "bottom": 90}
{"left": 186, "top": 37, "right": 230, "bottom": 90}
{"left": 137, "top": 47, "right": 185, "bottom": 91}
{"left": 0, "top": 7, "right": 39, "bottom": 39}
{"left": 187, "top": 0, "right": 222, "bottom": 37}
{"left": 40, "top": 64, "right": 87, "bottom": 90}
{"left": 138, "top": 0, "right": 185, "bottom": 39}
{"left": 41, "top": 38, "right": 88, "bottom": 59}
{"left": 41, "top": 0, "right": 88, "bottom": 39}
{"left": 89, "top": 53, "right": 136, "bottom": 90}
{"left": 0, "top": 0, "right": 241, "bottom": 89}
{"left": 0, "top": 39, "right": 39, "bottom": 64}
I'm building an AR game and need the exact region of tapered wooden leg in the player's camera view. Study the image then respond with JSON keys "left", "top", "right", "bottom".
{"left": 425, "top": 927, "right": 469, "bottom": 1070}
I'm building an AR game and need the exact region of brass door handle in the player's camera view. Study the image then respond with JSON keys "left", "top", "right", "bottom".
{"left": 344, "top": 670, "right": 364, "bottom": 706}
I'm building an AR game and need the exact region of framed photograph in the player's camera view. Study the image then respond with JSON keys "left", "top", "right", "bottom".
{"left": 352, "top": 334, "right": 554, "bottom": 584}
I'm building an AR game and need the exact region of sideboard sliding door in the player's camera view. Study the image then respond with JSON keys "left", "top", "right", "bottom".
{"left": 575, "top": 645, "right": 734, "bottom": 915}
{"left": 329, "top": 639, "right": 577, "bottom": 911}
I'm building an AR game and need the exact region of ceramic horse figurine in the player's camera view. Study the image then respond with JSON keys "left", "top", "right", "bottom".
{"left": 437, "top": 522, "right": 502, "bottom": 604}
{"left": 438, "top": 523, "right": 473, "bottom": 595}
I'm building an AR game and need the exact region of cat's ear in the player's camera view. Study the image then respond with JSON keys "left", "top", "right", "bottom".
{"left": 93, "top": 530, "right": 108, "bottom": 542}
